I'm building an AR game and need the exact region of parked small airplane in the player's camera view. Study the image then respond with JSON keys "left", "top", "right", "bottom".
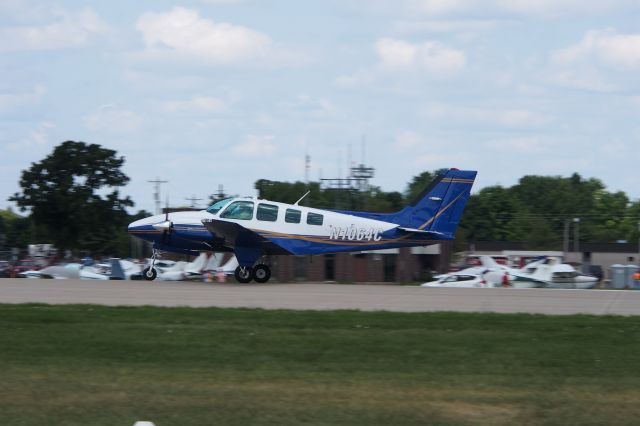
{"left": 479, "top": 256, "right": 599, "bottom": 289}
{"left": 477, "top": 256, "right": 544, "bottom": 288}
{"left": 421, "top": 273, "right": 498, "bottom": 288}
{"left": 128, "top": 168, "right": 477, "bottom": 283}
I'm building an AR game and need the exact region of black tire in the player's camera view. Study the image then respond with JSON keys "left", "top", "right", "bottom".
{"left": 234, "top": 266, "right": 253, "bottom": 283}
{"left": 253, "top": 264, "right": 271, "bottom": 283}
{"left": 143, "top": 267, "right": 157, "bottom": 281}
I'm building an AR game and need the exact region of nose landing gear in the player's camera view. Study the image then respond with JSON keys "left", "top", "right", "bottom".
{"left": 234, "top": 266, "right": 253, "bottom": 283}
{"left": 142, "top": 248, "right": 160, "bottom": 281}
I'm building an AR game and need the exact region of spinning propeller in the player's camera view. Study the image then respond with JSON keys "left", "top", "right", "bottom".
{"left": 152, "top": 198, "right": 173, "bottom": 243}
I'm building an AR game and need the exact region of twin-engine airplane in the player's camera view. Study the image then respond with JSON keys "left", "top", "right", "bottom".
{"left": 128, "top": 168, "right": 477, "bottom": 283}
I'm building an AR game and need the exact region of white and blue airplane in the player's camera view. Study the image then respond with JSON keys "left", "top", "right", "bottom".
{"left": 128, "top": 168, "right": 477, "bottom": 283}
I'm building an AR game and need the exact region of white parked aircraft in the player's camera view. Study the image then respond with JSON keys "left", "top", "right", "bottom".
{"left": 479, "top": 256, "right": 598, "bottom": 289}
{"left": 421, "top": 273, "right": 497, "bottom": 288}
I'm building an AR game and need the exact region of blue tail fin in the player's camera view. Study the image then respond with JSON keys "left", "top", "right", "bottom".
{"left": 389, "top": 169, "right": 477, "bottom": 236}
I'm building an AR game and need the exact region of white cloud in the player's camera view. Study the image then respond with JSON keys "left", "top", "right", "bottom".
{"left": 394, "top": 131, "right": 425, "bottom": 152}
{"left": 6, "top": 122, "right": 54, "bottom": 153}
{"left": 84, "top": 106, "right": 143, "bottom": 134}
{"left": 136, "top": 7, "right": 274, "bottom": 64}
{"left": 552, "top": 30, "right": 640, "bottom": 71}
{"left": 409, "top": 0, "right": 476, "bottom": 15}
{"left": 335, "top": 70, "right": 376, "bottom": 89}
{"left": 391, "top": 19, "right": 503, "bottom": 34}
{"left": 0, "top": 85, "right": 45, "bottom": 113}
{"left": 23, "top": 122, "right": 52, "bottom": 147}
{"left": 423, "top": 103, "right": 552, "bottom": 128}
{"left": 123, "top": 70, "right": 208, "bottom": 92}
{"left": 232, "top": 135, "right": 276, "bottom": 157}
{"left": 407, "top": 0, "right": 638, "bottom": 18}
{"left": 0, "top": 8, "right": 108, "bottom": 51}
{"left": 277, "top": 94, "right": 337, "bottom": 119}
{"left": 548, "top": 30, "right": 640, "bottom": 91}
{"left": 159, "top": 96, "right": 228, "bottom": 115}
{"left": 547, "top": 69, "right": 617, "bottom": 93}
{"left": 376, "top": 38, "right": 466, "bottom": 75}
{"left": 197, "top": 0, "right": 244, "bottom": 3}
{"left": 485, "top": 137, "right": 547, "bottom": 154}
{"left": 413, "top": 153, "right": 451, "bottom": 168}
{"left": 495, "top": 0, "right": 636, "bottom": 17}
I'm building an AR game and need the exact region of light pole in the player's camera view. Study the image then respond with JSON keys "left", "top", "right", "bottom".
{"left": 563, "top": 218, "right": 570, "bottom": 259}
{"left": 573, "top": 217, "right": 580, "bottom": 255}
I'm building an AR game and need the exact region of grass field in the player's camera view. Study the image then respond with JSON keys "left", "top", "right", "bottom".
{"left": 0, "top": 305, "right": 639, "bottom": 426}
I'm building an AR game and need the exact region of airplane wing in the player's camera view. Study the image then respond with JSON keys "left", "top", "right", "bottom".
{"left": 201, "top": 219, "right": 292, "bottom": 255}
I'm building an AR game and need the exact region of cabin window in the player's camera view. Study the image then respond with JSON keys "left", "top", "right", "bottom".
{"left": 257, "top": 203, "right": 279, "bottom": 222}
{"left": 220, "top": 201, "right": 254, "bottom": 220}
{"left": 206, "top": 198, "right": 232, "bottom": 215}
{"left": 307, "top": 212, "right": 324, "bottom": 226}
{"left": 285, "top": 208, "right": 301, "bottom": 223}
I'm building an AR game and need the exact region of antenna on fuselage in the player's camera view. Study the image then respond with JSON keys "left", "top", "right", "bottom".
{"left": 294, "top": 190, "right": 311, "bottom": 206}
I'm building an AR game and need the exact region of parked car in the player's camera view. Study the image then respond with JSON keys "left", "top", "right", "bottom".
{"left": 11, "top": 259, "right": 42, "bottom": 277}
{"left": 0, "top": 260, "right": 11, "bottom": 278}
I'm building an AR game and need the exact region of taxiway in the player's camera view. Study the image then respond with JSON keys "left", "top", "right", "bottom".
{"left": 1, "top": 279, "right": 639, "bottom": 315}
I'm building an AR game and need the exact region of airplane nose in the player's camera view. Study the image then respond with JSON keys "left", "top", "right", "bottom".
{"left": 127, "top": 218, "right": 145, "bottom": 233}
{"left": 127, "top": 215, "right": 164, "bottom": 236}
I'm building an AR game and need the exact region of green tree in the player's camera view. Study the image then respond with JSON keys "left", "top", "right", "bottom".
{"left": 589, "top": 190, "right": 633, "bottom": 242}
{"left": 0, "top": 215, "right": 5, "bottom": 250}
{"left": 460, "top": 186, "right": 527, "bottom": 242}
{"left": 2, "top": 215, "right": 33, "bottom": 250}
{"left": 404, "top": 169, "right": 447, "bottom": 202}
{"left": 10, "top": 141, "right": 133, "bottom": 255}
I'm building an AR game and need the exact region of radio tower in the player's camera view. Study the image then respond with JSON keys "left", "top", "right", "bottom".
{"left": 148, "top": 177, "right": 168, "bottom": 215}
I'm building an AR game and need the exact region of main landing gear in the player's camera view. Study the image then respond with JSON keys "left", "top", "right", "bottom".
{"left": 234, "top": 264, "right": 271, "bottom": 284}
{"left": 142, "top": 248, "right": 160, "bottom": 281}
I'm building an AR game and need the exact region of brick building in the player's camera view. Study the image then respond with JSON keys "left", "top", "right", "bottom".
{"left": 269, "top": 244, "right": 452, "bottom": 283}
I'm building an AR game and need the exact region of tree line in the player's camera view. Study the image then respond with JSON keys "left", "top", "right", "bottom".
{"left": 2, "top": 141, "right": 638, "bottom": 258}
{"left": 256, "top": 171, "right": 640, "bottom": 250}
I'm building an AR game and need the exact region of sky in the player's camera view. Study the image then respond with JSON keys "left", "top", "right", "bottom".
{"left": 1, "top": 0, "right": 640, "bottom": 214}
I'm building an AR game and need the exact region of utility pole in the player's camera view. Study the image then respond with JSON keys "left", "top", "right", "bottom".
{"left": 208, "top": 185, "right": 226, "bottom": 204}
{"left": 563, "top": 218, "right": 569, "bottom": 258}
{"left": 184, "top": 195, "right": 202, "bottom": 209}
{"left": 304, "top": 143, "right": 311, "bottom": 184}
{"left": 148, "top": 177, "right": 168, "bottom": 215}
{"left": 573, "top": 217, "right": 580, "bottom": 253}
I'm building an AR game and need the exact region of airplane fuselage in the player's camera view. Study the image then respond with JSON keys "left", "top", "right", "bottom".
{"left": 128, "top": 198, "right": 441, "bottom": 256}
{"left": 128, "top": 168, "right": 477, "bottom": 282}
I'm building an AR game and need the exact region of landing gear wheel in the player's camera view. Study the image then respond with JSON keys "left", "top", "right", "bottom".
{"left": 144, "top": 247, "right": 160, "bottom": 281}
{"left": 235, "top": 266, "right": 253, "bottom": 283}
{"left": 253, "top": 264, "right": 271, "bottom": 283}
{"left": 143, "top": 267, "right": 157, "bottom": 281}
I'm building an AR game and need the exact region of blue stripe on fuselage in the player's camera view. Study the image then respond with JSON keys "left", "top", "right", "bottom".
{"left": 128, "top": 224, "right": 446, "bottom": 255}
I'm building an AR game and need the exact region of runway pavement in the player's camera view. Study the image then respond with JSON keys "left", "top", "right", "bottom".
{"left": 0, "top": 278, "right": 639, "bottom": 315}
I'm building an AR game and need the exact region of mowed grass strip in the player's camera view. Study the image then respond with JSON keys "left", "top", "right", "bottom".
{"left": 0, "top": 305, "right": 639, "bottom": 426}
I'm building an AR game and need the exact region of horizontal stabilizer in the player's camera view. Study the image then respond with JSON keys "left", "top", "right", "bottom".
{"left": 397, "top": 226, "right": 447, "bottom": 237}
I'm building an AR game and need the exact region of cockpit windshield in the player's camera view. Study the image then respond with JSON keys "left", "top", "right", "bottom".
{"left": 206, "top": 198, "right": 233, "bottom": 215}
